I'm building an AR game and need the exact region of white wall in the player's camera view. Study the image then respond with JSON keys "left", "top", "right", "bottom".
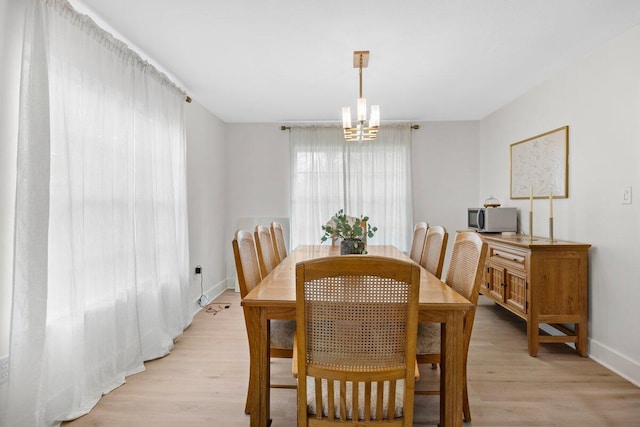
{"left": 411, "top": 121, "right": 480, "bottom": 274}
{"left": 185, "top": 101, "right": 229, "bottom": 304}
{"left": 225, "top": 124, "right": 291, "bottom": 222}
{"left": 0, "top": 0, "right": 26, "bottom": 359}
{"left": 479, "top": 24, "right": 640, "bottom": 385}
{"left": 224, "top": 124, "right": 290, "bottom": 289}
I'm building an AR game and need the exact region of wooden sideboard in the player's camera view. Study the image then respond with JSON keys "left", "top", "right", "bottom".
{"left": 476, "top": 233, "right": 590, "bottom": 357}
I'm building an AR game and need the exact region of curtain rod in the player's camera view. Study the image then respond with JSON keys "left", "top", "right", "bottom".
{"left": 57, "top": 0, "right": 190, "bottom": 104}
{"left": 281, "top": 124, "right": 419, "bottom": 131}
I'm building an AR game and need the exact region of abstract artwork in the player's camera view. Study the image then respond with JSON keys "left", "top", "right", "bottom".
{"left": 510, "top": 126, "right": 568, "bottom": 199}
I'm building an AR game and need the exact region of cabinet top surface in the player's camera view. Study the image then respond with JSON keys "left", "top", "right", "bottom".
{"left": 478, "top": 233, "right": 591, "bottom": 250}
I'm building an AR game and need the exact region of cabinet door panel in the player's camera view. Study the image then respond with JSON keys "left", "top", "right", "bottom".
{"left": 535, "top": 256, "right": 583, "bottom": 316}
{"left": 481, "top": 266, "right": 491, "bottom": 295}
{"left": 506, "top": 270, "right": 527, "bottom": 314}
{"left": 487, "top": 263, "right": 506, "bottom": 302}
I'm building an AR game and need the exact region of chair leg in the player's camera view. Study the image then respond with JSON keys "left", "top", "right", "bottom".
{"left": 244, "top": 381, "right": 251, "bottom": 414}
{"left": 463, "top": 384, "right": 471, "bottom": 422}
{"left": 462, "top": 363, "right": 471, "bottom": 422}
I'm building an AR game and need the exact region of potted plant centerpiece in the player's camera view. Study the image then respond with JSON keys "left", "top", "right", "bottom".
{"left": 321, "top": 209, "right": 378, "bottom": 255}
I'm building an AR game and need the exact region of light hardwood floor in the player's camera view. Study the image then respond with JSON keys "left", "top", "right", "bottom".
{"left": 64, "top": 290, "right": 640, "bottom": 426}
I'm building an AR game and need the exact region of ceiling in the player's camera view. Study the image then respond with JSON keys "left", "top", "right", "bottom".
{"left": 73, "top": 0, "right": 640, "bottom": 124}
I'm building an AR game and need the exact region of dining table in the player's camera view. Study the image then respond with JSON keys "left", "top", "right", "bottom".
{"left": 240, "top": 244, "right": 473, "bottom": 427}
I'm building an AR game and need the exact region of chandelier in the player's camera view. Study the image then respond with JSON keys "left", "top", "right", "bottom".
{"left": 342, "top": 51, "right": 380, "bottom": 142}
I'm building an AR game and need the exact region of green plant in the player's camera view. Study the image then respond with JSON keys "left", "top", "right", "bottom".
{"left": 320, "top": 209, "right": 378, "bottom": 243}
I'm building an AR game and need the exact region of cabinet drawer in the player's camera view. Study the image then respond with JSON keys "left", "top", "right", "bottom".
{"left": 489, "top": 246, "right": 527, "bottom": 269}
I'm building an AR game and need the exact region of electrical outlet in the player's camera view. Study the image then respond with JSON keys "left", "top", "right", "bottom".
{"left": 195, "top": 265, "right": 202, "bottom": 274}
{"left": 622, "top": 186, "right": 632, "bottom": 204}
{"left": 0, "top": 356, "right": 8, "bottom": 384}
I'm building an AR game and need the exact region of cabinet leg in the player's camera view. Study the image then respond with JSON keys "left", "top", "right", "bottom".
{"left": 576, "top": 322, "right": 588, "bottom": 357}
{"left": 527, "top": 321, "right": 539, "bottom": 357}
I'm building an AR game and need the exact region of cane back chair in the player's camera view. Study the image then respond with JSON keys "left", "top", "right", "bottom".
{"left": 232, "top": 230, "right": 296, "bottom": 413}
{"left": 415, "top": 231, "right": 488, "bottom": 422}
{"left": 419, "top": 225, "right": 449, "bottom": 279}
{"left": 270, "top": 221, "right": 288, "bottom": 264}
{"left": 408, "top": 222, "right": 429, "bottom": 264}
{"left": 255, "top": 224, "right": 279, "bottom": 276}
{"left": 294, "top": 256, "right": 420, "bottom": 426}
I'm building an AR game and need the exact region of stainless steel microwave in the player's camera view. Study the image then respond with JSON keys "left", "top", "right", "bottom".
{"left": 468, "top": 207, "right": 517, "bottom": 232}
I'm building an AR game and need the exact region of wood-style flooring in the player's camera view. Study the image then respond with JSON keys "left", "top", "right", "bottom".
{"left": 63, "top": 290, "right": 640, "bottom": 426}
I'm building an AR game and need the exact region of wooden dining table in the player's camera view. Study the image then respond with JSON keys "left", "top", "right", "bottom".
{"left": 241, "top": 245, "right": 473, "bottom": 427}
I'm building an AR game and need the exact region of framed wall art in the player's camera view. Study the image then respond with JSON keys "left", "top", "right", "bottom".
{"left": 510, "top": 126, "right": 569, "bottom": 199}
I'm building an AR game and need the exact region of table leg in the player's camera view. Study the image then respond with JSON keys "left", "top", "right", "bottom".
{"left": 440, "top": 310, "right": 464, "bottom": 427}
{"left": 246, "top": 306, "right": 270, "bottom": 427}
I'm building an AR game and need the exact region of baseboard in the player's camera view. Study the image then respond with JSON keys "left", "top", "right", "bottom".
{"left": 538, "top": 323, "right": 640, "bottom": 387}
{"left": 588, "top": 338, "right": 640, "bottom": 387}
{"left": 193, "top": 278, "right": 235, "bottom": 314}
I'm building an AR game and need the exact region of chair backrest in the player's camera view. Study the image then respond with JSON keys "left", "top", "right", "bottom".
{"left": 254, "top": 225, "right": 278, "bottom": 277}
{"left": 419, "top": 225, "right": 449, "bottom": 279}
{"left": 295, "top": 256, "right": 420, "bottom": 426}
{"left": 270, "top": 221, "right": 287, "bottom": 264}
{"left": 408, "top": 221, "right": 429, "bottom": 263}
{"left": 444, "top": 231, "right": 488, "bottom": 347}
{"left": 232, "top": 230, "right": 262, "bottom": 298}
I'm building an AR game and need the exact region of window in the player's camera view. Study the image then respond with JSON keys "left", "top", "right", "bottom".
{"left": 290, "top": 125, "right": 413, "bottom": 251}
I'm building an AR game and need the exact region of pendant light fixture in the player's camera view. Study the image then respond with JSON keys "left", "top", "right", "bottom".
{"left": 342, "top": 51, "right": 380, "bottom": 142}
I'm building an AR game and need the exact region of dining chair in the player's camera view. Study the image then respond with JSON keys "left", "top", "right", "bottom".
{"left": 293, "top": 256, "right": 421, "bottom": 426}
{"left": 419, "top": 225, "right": 449, "bottom": 279}
{"left": 408, "top": 221, "right": 429, "bottom": 263}
{"left": 418, "top": 225, "right": 449, "bottom": 369}
{"left": 254, "top": 225, "right": 279, "bottom": 276}
{"left": 232, "top": 230, "right": 296, "bottom": 414}
{"left": 270, "top": 221, "right": 288, "bottom": 264}
{"left": 415, "top": 231, "right": 488, "bottom": 423}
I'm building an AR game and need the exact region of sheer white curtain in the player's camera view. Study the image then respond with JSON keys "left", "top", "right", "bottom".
{"left": 3, "top": 1, "right": 191, "bottom": 426}
{"left": 290, "top": 126, "right": 346, "bottom": 248}
{"left": 290, "top": 125, "right": 413, "bottom": 251}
